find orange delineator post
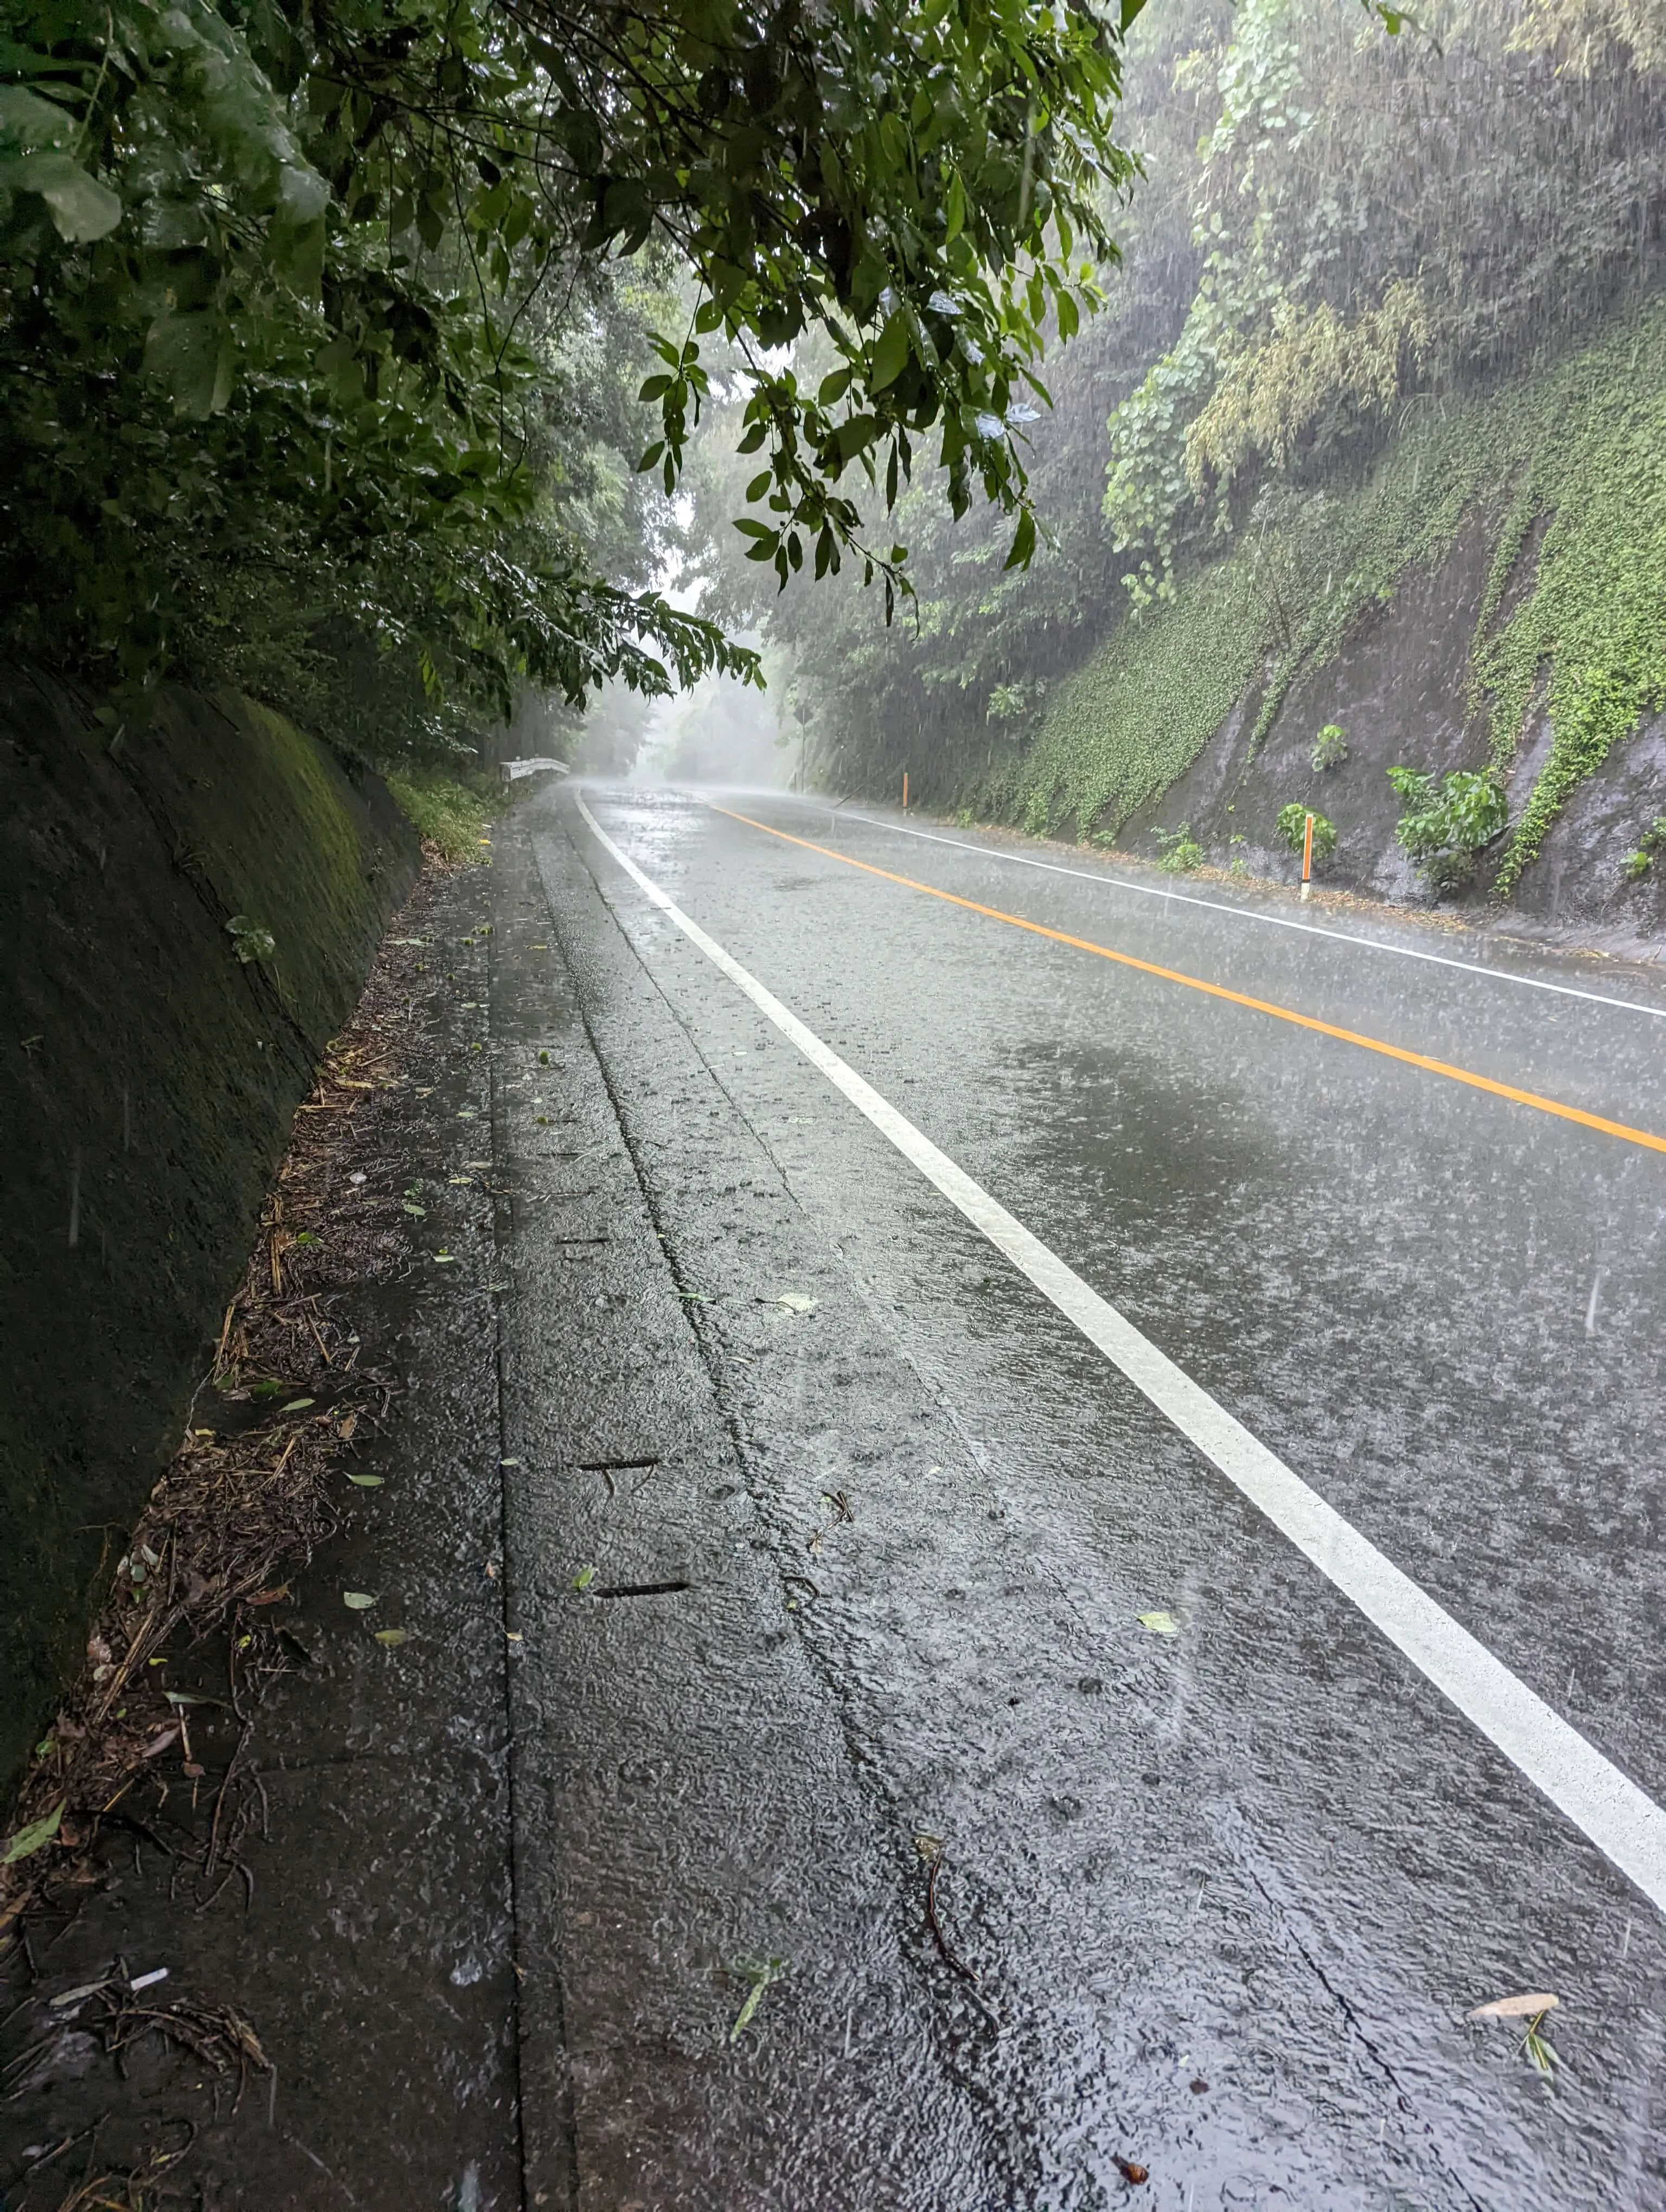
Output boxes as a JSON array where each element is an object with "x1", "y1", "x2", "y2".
[
  {"x1": 1301, "y1": 810, "x2": 1315, "y2": 901},
  {"x1": 902, "y1": 771, "x2": 909, "y2": 812}
]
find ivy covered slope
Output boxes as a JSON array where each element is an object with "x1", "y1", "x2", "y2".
[
  {"x1": 983, "y1": 293, "x2": 1666, "y2": 911},
  {"x1": 742, "y1": 0, "x2": 1666, "y2": 923}
]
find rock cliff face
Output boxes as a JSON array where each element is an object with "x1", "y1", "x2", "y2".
[
  {"x1": 1117, "y1": 520, "x2": 1666, "y2": 947},
  {"x1": 969, "y1": 298, "x2": 1666, "y2": 951},
  {"x1": 0, "y1": 673, "x2": 417, "y2": 1785}
]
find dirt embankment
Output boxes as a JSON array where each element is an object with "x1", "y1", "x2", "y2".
[{"x1": 0, "y1": 671, "x2": 417, "y2": 1789}]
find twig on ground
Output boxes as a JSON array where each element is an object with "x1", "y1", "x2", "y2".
[{"x1": 914, "y1": 1834, "x2": 981, "y2": 1984}]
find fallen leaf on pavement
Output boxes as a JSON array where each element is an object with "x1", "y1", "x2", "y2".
[
  {"x1": 374, "y1": 1629, "x2": 408, "y2": 1648},
  {"x1": 343, "y1": 1591, "x2": 377, "y2": 1610},
  {"x1": 347, "y1": 1473, "x2": 384, "y2": 1487},
  {"x1": 1138, "y1": 1611, "x2": 1180, "y2": 1636},
  {"x1": 775, "y1": 1292, "x2": 818, "y2": 1314},
  {"x1": 1468, "y1": 1992, "x2": 1559, "y2": 2020},
  {"x1": 729, "y1": 1955, "x2": 788, "y2": 2043}
]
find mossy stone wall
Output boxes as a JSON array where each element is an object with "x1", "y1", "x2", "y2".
[{"x1": 0, "y1": 671, "x2": 417, "y2": 1789}]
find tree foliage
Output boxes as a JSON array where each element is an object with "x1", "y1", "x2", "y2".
[{"x1": 0, "y1": 0, "x2": 1150, "y2": 755}]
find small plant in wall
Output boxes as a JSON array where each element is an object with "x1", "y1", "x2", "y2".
[
  {"x1": 226, "y1": 916, "x2": 276, "y2": 965},
  {"x1": 1619, "y1": 817, "x2": 1666, "y2": 881},
  {"x1": 1274, "y1": 804, "x2": 1337, "y2": 865},
  {"x1": 1387, "y1": 767, "x2": 1508, "y2": 890},
  {"x1": 1154, "y1": 824, "x2": 1203, "y2": 874},
  {"x1": 1310, "y1": 723, "x2": 1349, "y2": 771}
]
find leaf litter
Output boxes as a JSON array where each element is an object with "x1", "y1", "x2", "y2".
[
  {"x1": 1469, "y1": 1990, "x2": 1561, "y2": 2077},
  {"x1": 0, "y1": 858, "x2": 453, "y2": 1947}
]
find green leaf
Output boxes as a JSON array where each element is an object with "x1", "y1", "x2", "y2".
[
  {"x1": 1003, "y1": 507, "x2": 1037, "y2": 570},
  {"x1": 572, "y1": 1564, "x2": 597, "y2": 1590},
  {"x1": 143, "y1": 311, "x2": 234, "y2": 420},
  {"x1": 1137, "y1": 1610, "x2": 1180, "y2": 1637},
  {"x1": 3, "y1": 1799, "x2": 65, "y2": 1866},
  {"x1": 343, "y1": 1590, "x2": 377, "y2": 1609},
  {"x1": 17, "y1": 151, "x2": 121, "y2": 242},
  {"x1": 729, "y1": 1954, "x2": 787, "y2": 2043},
  {"x1": 0, "y1": 87, "x2": 73, "y2": 150},
  {"x1": 870, "y1": 312, "x2": 913, "y2": 393},
  {"x1": 945, "y1": 170, "x2": 967, "y2": 243},
  {"x1": 347, "y1": 1472, "x2": 385, "y2": 1487}
]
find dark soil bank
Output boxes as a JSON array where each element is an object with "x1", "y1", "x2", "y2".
[{"x1": 0, "y1": 672, "x2": 416, "y2": 1787}]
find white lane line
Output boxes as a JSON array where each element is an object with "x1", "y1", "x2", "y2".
[
  {"x1": 784, "y1": 801, "x2": 1666, "y2": 1023},
  {"x1": 574, "y1": 788, "x2": 1666, "y2": 1917}
]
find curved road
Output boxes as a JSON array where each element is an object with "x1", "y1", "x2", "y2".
[{"x1": 495, "y1": 779, "x2": 1666, "y2": 2212}]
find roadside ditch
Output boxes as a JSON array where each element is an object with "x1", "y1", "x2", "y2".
[{"x1": 0, "y1": 851, "x2": 520, "y2": 2210}]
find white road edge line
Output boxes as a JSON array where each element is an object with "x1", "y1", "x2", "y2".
[
  {"x1": 793, "y1": 800, "x2": 1666, "y2": 1023},
  {"x1": 575, "y1": 788, "x2": 1666, "y2": 1917}
]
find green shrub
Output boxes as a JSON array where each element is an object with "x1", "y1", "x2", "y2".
[
  {"x1": 1387, "y1": 767, "x2": 1508, "y2": 887},
  {"x1": 385, "y1": 770, "x2": 499, "y2": 864},
  {"x1": 1311, "y1": 723, "x2": 1349, "y2": 770},
  {"x1": 1620, "y1": 815, "x2": 1666, "y2": 880},
  {"x1": 1274, "y1": 803, "x2": 1337, "y2": 863},
  {"x1": 1154, "y1": 824, "x2": 1203, "y2": 873}
]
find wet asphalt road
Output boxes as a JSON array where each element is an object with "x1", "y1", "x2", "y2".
[{"x1": 497, "y1": 779, "x2": 1666, "y2": 2211}]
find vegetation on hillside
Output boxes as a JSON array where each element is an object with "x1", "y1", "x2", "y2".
[
  {"x1": 701, "y1": 0, "x2": 1665, "y2": 889},
  {"x1": 963, "y1": 298, "x2": 1666, "y2": 885}
]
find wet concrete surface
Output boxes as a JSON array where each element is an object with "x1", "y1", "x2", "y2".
[
  {"x1": 7, "y1": 780, "x2": 1662, "y2": 2208},
  {"x1": 509, "y1": 781, "x2": 1665, "y2": 2209},
  {"x1": 1, "y1": 865, "x2": 517, "y2": 2209}
]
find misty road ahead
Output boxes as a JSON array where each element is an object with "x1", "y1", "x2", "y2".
[{"x1": 492, "y1": 778, "x2": 1666, "y2": 2211}]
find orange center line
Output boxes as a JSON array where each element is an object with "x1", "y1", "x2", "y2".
[{"x1": 705, "y1": 802, "x2": 1666, "y2": 1159}]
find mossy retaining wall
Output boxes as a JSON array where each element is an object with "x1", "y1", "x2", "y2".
[{"x1": 0, "y1": 671, "x2": 418, "y2": 1790}]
